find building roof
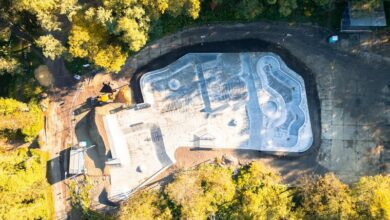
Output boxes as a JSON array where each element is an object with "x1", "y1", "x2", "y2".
[
  {"x1": 68, "y1": 147, "x2": 85, "y2": 175},
  {"x1": 341, "y1": 0, "x2": 387, "y2": 32}
]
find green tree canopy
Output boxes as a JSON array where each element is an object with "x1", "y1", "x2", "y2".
[
  {"x1": 1, "y1": 0, "x2": 341, "y2": 75},
  {"x1": 234, "y1": 0, "x2": 300, "y2": 19}
]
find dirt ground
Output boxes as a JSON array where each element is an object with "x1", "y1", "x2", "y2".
[{"x1": 45, "y1": 73, "x2": 128, "y2": 218}]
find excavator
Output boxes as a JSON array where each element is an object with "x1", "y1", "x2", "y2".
[{"x1": 73, "y1": 82, "x2": 127, "y2": 115}]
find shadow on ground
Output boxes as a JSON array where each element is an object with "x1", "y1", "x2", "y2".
[
  {"x1": 47, "y1": 148, "x2": 71, "y2": 185},
  {"x1": 232, "y1": 149, "x2": 328, "y2": 182},
  {"x1": 75, "y1": 111, "x2": 106, "y2": 172}
]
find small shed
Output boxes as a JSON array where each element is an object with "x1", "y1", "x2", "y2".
[
  {"x1": 68, "y1": 147, "x2": 85, "y2": 175},
  {"x1": 341, "y1": 0, "x2": 387, "y2": 32}
]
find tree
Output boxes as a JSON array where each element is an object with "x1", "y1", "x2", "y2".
[
  {"x1": 234, "y1": 0, "x2": 298, "y2": 19},
  {"x1": 313, "y1": 0, "x2": 336, "y2": 10},
  {"x1": 0, "y1": 0, "x2": 79, "y2": 75},
  {"x1": 0, "y1": 57, "x2": 20, "y2": 75},
  {"x1": 69, "y1": 177, "x2": 93, "y2": 213},
  {"x1": 235, "y1": 0, "x2": 265, "y2": 19},
  {"x1": 352, "y1": 175, "x2": 390, "y2": 219},
  {"x1": 0, "y1": 147, "x2": 52, "y2": 219},
  {"x1": 115, "y1": 15, "x2": 148, "y2": 52},
  {"x1": 12, "y1": 0, "x2": 79, "y2": 31},
  {"x1": 226, "y1": 162, "x2": 296, "y2": 219},
  {"x1": 297, "y1": 173, "x2": 356, "y2": 219},
  {"x1": 0, "y1": 98, "x2": 44, "y2": 142},
  {"x1": 68, "y1": 15, "x2": 127, "y2": 72},
  {"x1": 278, "y1": 0, "x2": 298, "y2": 16},
  {"x1": 2, "y1": 0, "x2": 205, "y2": 74},
  {"x1": 92, "y1": 45, "x2": 127, "y2": 73},
  {"x1": 35, "y1": 34, "x2": 65, "y2": 60},
  {"x1": 68, "y1": 177, "x2": 111, "y2": 219},
  {"x1": 164, "y1": 0, "x2": 201, "y2": 19},
  {"x1": 118, "y1": 161, "x2": 390, "y2": 219},
  {"x1": 119, "y1": 190, "x2": 172, "y2": 220},
  {"x1": 165, "y1": 164, "x2": 235, "y2": 219},
  {"x1": 0, "y1": 31, "x2": 22, "y2": 75}
]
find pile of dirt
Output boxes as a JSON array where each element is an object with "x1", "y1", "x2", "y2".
[{"x1": 115, "y1": 86, "x2": 133, "y2": 105}]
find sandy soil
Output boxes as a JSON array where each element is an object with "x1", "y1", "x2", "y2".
[{"x1": 46, "y1": 73, "x2": 129, "y2": 218}]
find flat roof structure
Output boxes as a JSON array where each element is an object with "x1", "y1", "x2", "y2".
[
  {"x1": 341, "y1": 0, "x2": 387, "y2": 32},
  {"x1": 68, "y1": 147, "x2": 85, "y2": 175},
  {"x1": 102, "y1": 53, "x2": 313, "y2": 200}
]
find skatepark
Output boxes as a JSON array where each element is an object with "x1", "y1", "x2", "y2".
[{"x1": 101, "y1": 52, "x2": 314, "y2": 199}]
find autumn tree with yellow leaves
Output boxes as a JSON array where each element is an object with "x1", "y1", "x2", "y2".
[
  {"x1": 1, "y1": 0, "x2": 340, "y2": 74},
  {"x1": 297, "y1": 173, "x2": 356, "y2": 219},
  {"x1": 119, "y1": 190, "x2": 172, "y2": 220},
  {"x1": 228, "y1": 162, "x2": 296, "y2": 219},
  {"x1": 0, "y1": 98, "x2": 44, "y2": 142},
  {"x1": 0, "y1": 148, "x2": 53, "y2": 219},
  {"x1": 165, "y1": 164, "x2": 236, "y2": 219},
  {"x1": 119, "y1": 161, "x2": 390, "y2": 220},
  {"x1": 67, "y1": 0, "x2": 202, "y2": 72},
  {"x1": 352, "y1": 175, "x2": 390, "y2": 219}
]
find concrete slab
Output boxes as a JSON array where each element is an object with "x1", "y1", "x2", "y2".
[
  {"x1": 343, "y1": 125, "x2": 357, "y2": 140},
  {"x1": 330, "y1": 125, "x2": 344, "y2": 140},
  {"x1": 102, "y1": 53, "x2": 314, "y2": 199},
  {"x1": 332, "y1": 107, "x2": 344, "y2": 125},
  {"x1": 321, "y1": 123, "x2": 333, "y2": 140},
  {"x1": 140, "y1": 53, "x2": 313, "y2": 152}
]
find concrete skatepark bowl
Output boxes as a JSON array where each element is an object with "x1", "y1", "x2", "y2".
[{"x1": 102, "y1": 52, "x2": 314, "y2": 200}]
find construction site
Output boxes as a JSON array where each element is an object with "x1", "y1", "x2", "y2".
[
  {"x1": 46, "y1": 35, "x2": 389, "y2": 216},
  {"x1": 92, "y1": 53, "x2": 314, "y2": 200}
]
